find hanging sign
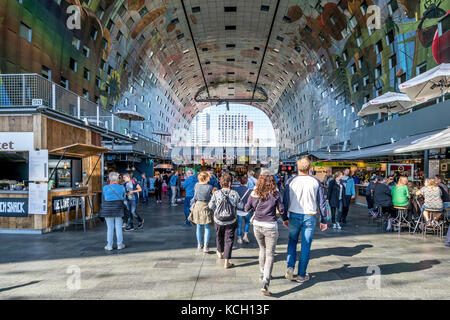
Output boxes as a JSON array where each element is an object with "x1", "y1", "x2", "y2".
[{"x1": 0, "y1": 132, "x2": 34, "y2": 151}]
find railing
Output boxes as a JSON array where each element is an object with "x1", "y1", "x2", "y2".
[{"x1": 0, "y1": 74, "x2": 168, "y2": 157}]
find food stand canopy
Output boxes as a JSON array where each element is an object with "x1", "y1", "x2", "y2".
[
  {"x1": 399, "y1": 63, "x2": 450, "y2": 103},
  {"x1": 332, "y1": 129, "x2": 446, "y2": 160},
  {"x1": 394, "y1": 127, "x2": 450, "y2": 153},
  {"x1": 357, "y1": 92, "x2": 413, "y2": 116},
  {"x1": 49, "y1": 143, "x2": 110, "y2": 157}
]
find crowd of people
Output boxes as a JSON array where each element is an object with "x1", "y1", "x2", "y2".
[{"x1": 98, "y1": 159, "x2": 450, "y2": 296}]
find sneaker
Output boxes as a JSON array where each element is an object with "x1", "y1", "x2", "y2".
[
  {"x1": 332, "y1": 223, "x2": 337, "y2": 229},
  {"x1": 137, "y1": 219, "x2": 144, "y2": 229},
  {"x1": 104, "y1": 245, "x2": 113, "y2": 251},
  {"x1": 122, "y1": 223, "x2": 127, "y2": 229},
  {"x1": 336, "y1": 222, "x2": 342, "y2": 230},
  {"x1": 296, "y1": 273, "x2": 310, "y2": 284},
  {"x1": 243, "y1": 234, "x2": 250, "y2": 243},
  {"x1": 237, "y1": 237, "x2": 243, "y2": 244},
  {"x1": 261, "y1": 281, "x2": 271, "y2": 296},
  {"x1": 197, "y1": 243, "x2": 203, "y2": 251},
  {"x1": 203, "y1": 245, "x2": 209, "y2": 253},
  {"x1": 171, "y1": 203, "x2": 178, "y2": 207},
  {"x1": 285, "y1": 267, "x2": 295, "y2": 281},
  {"x1": 124, "y1": 226, "x2": 134, "y2": 232},
  {"x1": 117, "y1": 244, "x2": 126, "y2": 250}
]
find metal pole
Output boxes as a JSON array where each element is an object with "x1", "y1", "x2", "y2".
[
  {"x1": 22, "y1": 74, "x2": 26, "y2": 105},
  {"x1": 96, "y1": 105, "x2": 100, "y2": 126},
  {"x1": 77, "y1": 96, "x2": 81, "y2": 119},
  {"x1": 424, "y1": 149, "x2": 429, "y2": 179},
  {"x1": 52, "y1": 83, "x2": 56, "y2": 110},
  {"x1": 111, "y1": 114, "x2": 114, "y2": 131}
]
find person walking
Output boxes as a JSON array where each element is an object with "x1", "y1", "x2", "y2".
[
  {"x1": 245, "y1": 170, "x2": 285, "y2": 296},
  {"x1": 154, "y1": 173, "x2": 163, "y2": 204},
  {"x1": 282, "y1": 157, "x2": 328, "y2": 284},
  {"x1": 190, "y1": 172, "x2": 214, "y2": 253},
  {"x1": 140, "y1": 172, "x2": 149, "y2": 204},
  {"x1": 170, "y1": 171, "x2": 179, "y2": 206},
  {"x1": 99, "y1": 172, "x2": 126, "y2": 250},
  {"x1": 123, "y1": 173, "x2": 144, "y2": 231},
  {"x1": 182, "y1": 170, "x2": 197, "y2": 227},
  {"x1": 327, "y1": 171, "x2": 348, "y2": 230},
  {"x1": 247, "y1": 170, "x2": 258, "y2": 190},
  {"x1": 208, "y1": 173, "x2": 243, "y2": 269},
  {"x1": 232, "y1": 175, "x2": 252, "y2": 244},
  {"x1": 340, "y1": 168, "x2": 355, "y2": 224}
]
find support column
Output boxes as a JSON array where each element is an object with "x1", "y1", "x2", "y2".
[{"x1": 424, "y1": 149, "x2": 429, "y2": 179}]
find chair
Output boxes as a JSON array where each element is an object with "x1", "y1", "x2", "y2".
[
  {"x1": 393, "y1": 206, "x2": 412, "y2": 234},
  {"x1": 422, "y1": 208, "x2": 445, "y2": 238}
]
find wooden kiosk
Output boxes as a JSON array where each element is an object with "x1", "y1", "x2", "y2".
[{"x1": 0, "y1": 113, "x2": 109, "y2": 234}]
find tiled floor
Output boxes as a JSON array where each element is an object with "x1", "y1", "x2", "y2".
[{"x1": 0, "y1": 197, "x2": 448, "y2": 300}]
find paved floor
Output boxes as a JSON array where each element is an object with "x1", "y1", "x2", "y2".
[{"x1": 0, "y1": 196, "x2": 448, "y2": 300}]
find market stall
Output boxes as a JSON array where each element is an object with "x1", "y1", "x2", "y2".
[{"x1": 0, "y1": 114, "x2": 108, "y2": 234}]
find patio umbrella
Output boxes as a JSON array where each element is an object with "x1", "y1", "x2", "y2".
[
  {"x1": 114, "y1": 110, "x2": 145, "y2": 132},
  {"x1": 357, "y1": 92, "x2": 414, "y2": 117},
  {"x1": 399, "y1": 63, "x2": 450, "y2": 103}
]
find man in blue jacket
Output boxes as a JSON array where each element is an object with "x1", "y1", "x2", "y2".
[
  {"x1": 341, "y1": 168, "x2": 355, "y2": 224},
  {"x1": 169, "y1": 171, "x2": 179, "y2": 206},
  {"x1": 182, "y1": 170, "x2": 197, "y2": 227},
  {"x1": 207, "y1": 169, "x2": 220, "y2": 189}
]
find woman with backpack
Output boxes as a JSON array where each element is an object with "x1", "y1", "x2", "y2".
[
  {"x1": 244, "y1": 170, "x2": 284, "y2": 296},
  {"x1": 208, "y1": 173, "x2": 243, "y2": 269}
]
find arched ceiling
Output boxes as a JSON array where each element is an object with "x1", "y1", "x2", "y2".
[{"x1": 95, "y1": 0, "x2": 331, "y2": 133}]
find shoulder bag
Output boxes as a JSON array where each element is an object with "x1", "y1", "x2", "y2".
[
  {"x1": 107, "y1": 185, "x2": 128, "y2": 210},
  {"x1": 236, "y1": 188, "x2": 251, "y2": 217}
]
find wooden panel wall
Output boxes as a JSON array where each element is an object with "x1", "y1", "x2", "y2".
[
  {"x1": 0, "y1": 115, "x2": 33, "y2": 132},
  {"x1": 46, "y1": 118, "x2": 88, "y2": 151}
]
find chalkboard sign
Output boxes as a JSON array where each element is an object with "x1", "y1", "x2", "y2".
[
  {"x1": 52, "y1": 197, "x2": 78, "y2": 214},
  {"x1": 0, "y1": 198, "x2": 28, "y2": 217}
]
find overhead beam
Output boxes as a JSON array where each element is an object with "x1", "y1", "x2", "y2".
[{"x1": 181, "y1": 0, "x2": 210, "y2": 99}]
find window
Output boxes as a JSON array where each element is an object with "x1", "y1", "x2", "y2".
[
  {"x1": 389, "y1": 54, "x2": 396, "y2": 69},
  {"x1": 353, "y1": 83, "x2": 359, "y2": 92},
  {"x1": 102, "y1": 38, "x2": 108, "y2": 50},
  {"x1": 375, "y1": 65, "x2": 382, "y2": 78},
  {"x1": 41, "y1": 65, "x2": 51, "y2": 80},
  {"x1": 397, "y1": 72, "x2": 406, "y2": 84},
  {"x1": 192, "y1": 6, "x2": 201, "y2": 13},
  {"x1": 375, "y1": 40, "x2": 383, "y2": 54},
  {"x1": 60, "y1": 76, "x2": 69, "y2": 89},
  {"x1": 261, "y1": 5, "x2": 270, "y2": 11},
  {"x1": 83, "y1": 68, "x2": 90, "y2": 81},
  {"x1": 96, "y1": 6, "x2": 104, "y2": 20},
  {"x1": 355, "y1": 119, "x2": 359, "y2": 128},
  {"x1": 116, "y1": 30, "x2": 123, "y2": 42},
  {"x1": 358, "y1": 56, "x2": 363, "y2": 69},
  {"x1": 69, "y1": 58, "x2": 77, "y2": 72},
  {"x1": 363, "y1": 75, "x2": 370, "y2": 86},
  {"x1": 416, "y1": 62, "x2": 427, "y2": 75},
  {"x1": 106, "y1": 19, "x2": 114, "y2": 30},
  {"x1": 342, "y1": 109, "x2": 346, "y2": 117},
  {"x1": 82, "y1": 89, "x2": 89, "y2": 100},
  {"x1": 90, "y1": 27, "x2": 98, "y2": 40},
  {"x1": 19, "y1": 22, "x2": 32, "y2": 43},
  {"x1": 95, "y1": 77, "x2": 101, "y2": 88},
  {"x1": 139, "y1": 6, "x2": 149, "y2": 17},
  {"x1": 126, "y1": 17, "x2": 134, "y2": 29},
  {"x1": 225, "y1": 25, "x2": 236, "y2": 30},
  {"x1": 82, "y1": 45, "x2": 90, "y2": 58},
  {"x1": 124, "y1": 98, "x2": 129, "y2": 107},
  {"x1": 118, "y1": 5, "x2": 126, "y2": 17},
  {"x1": 224, "y1": 6, "x2": 236, "y2": 12},
  {"x1": 351, "y1": 64, "x2": 356, "y2": 74},
  {"x1": 72, "y1": 36, "x2": 80, "y2": 50},
  {"x1": 386, "y1": 29, "x2": 395, "y2": 45},
  {"x1": 388, "y1": 0, "x2": 398, "y2": 15}
]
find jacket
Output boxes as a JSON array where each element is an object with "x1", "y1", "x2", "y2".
[
  {"x1": 208, "y1": 188, "x2": 242, "y2": 225},
  {"x1": 373, "y1": 182, "x2": 393, "y2": 207},
  {"x1": 327, "y1": 179, "x2": 349, "y2": 208},
  {"x1": 245, "y1": 190, "x2": 284, "y2": 223},
  {"x1": 282, "y1": 175, "x2": 327, "y2": 224},
  {"x1": 342, "y1": 176, "x2": 356, "y2": 197},
  {"x1": 182, "y1": 174, "x2": 198, "y2": 198}
]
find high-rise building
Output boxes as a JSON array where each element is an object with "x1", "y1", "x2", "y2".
[
  {"x1": 248, "y1": 121, "x2": 254, "y2": 145},
  {"x1": 218, "y1": 113, "x2": 249, "y2": 146},
  {"x1": 190, "y1": 109, "x2": 210, "y2": 145}
]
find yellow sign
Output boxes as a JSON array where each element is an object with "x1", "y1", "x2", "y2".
[{"x1": 312, "y1": 162, "x2": 382, "y2": 168}]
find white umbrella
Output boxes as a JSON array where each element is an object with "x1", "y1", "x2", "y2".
[
  {"x1": 358, "y1": 92, "x2": 413, "y2": 117},
  {"x1": 394, "y1": 127, "x2": 450, "y2": 154},
  {"x1": 399, "y1": 63, "x2": 450, "y2": 103}
]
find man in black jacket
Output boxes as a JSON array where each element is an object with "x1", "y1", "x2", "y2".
[{"x1": 373, "y1": 177, "x2": 395, "y2": 231}]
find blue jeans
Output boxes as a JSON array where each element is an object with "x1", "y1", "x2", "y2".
[
  {"x1": 142, "y1": 189, "x2": 148, "y2": 202},
  {"x1": 184, "y1": 196, "x2": 193, "y2": 225},
  {"x1": 287, "y1": 212, "x2": 317, "y2": 277},
  {"x1": 126, "y1": 199, "x2": 142, "y2": 228},
  {"x1": 196, "y1": 224, "x2": 211, "y2": 245},
  {"x1": 105, "y1": 217, "x2": 123, "y2": 248},
  {"x1": 237, "y1": 211, "x2": 252, "y2": 237}
]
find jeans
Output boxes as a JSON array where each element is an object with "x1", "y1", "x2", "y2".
[
  {"x1": 443, "y1": 202, "x2": 450, "y2": 209},
  {"x1": 142, "y1": 189, "x2": 148, "y2": 202},
  {"x1": 330, "y1": 201, "x2": 343, "y2": 224},
  {"x1": 196, "y1": 224, "x2": 211, "y2": 245},
  {"x1": 287, "y1": 213, "x2": 317, "y2": 277},
  {"x1": 171, "y1": 186, "x2": 177, "y2": 204},
  {"x1": 341, "y1": 195, "x2": 352, "y2": 223},
  {"x1": 237, "y1": 211, "x2": 252, "y2": 237},
  {"x1": 215, "y1": 223, "x2": 237, "y2": 259},
  {"x1": 184, "y1": 196, "x2": 193, "y2": 225},
  {"x1": 126, "y1": 199, "x2": 142, "y2": 228},
  {"x1": 105, "y1": 217, "x2": 123, "y2": 248},
  {"x1": 254, "y1": 225, "x2": 278, "y2": 285}
]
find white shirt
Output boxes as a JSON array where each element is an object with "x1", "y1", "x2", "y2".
[{"x1": 288, "y1": 175, "x2": 321, "y2": 215}]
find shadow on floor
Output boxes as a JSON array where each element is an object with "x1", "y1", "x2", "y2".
[
  {"x1": 0, "y1": 280, "x2": 41, "y2": 293},
  {"x1": 270, "y1": 259, "x2": 441, "y2": 298}
]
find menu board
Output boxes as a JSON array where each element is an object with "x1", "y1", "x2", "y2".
[
  {"x1": 429, "y1": 159, "x2": 440, "y2": 178},
  {"x1": 28, "y1": 183, "x2": 48, "y2": 215},
  {"x1": 29, "y1": 150, "x2": 48, "y2": 181}
]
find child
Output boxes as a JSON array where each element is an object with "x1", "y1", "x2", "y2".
[{"x1": 162, "y1": 181, "x2": 168, "y2": 196}]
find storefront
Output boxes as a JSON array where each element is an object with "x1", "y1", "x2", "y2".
[{"x1": 0, "y1": 114, "x2": 108, "y2": 234}]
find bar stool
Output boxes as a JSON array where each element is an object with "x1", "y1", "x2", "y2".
[
  {"x1": 393, "y1": 206, "x2": 411, "y2": 234},
  {"x1": 422, "y1": 209, "x2": 444, "y2": 238}
]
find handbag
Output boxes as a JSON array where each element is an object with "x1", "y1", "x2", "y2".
[{"x1": 236, "y1": 189, "x2": 251, "y2": 217}]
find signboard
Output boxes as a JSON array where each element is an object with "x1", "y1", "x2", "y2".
[
  {"x1": 312, "y1": 161, "x2": 382, "y2": 168},
  {"x1": 429, "y1": 159, "x2": 440, "y2": 178},
  {"x1": 0, "y1": 132, "x2": 34, "y2": 151},
  {"x1": 28, "y1": 183, "x2": 48, "y2": 215},
  {"x1": 0, "y1": 198, "x2": 28, "y2": 217},
  {"x1": 29, "y1": 149, "x2": 48, "y2": 181},
  {"x1": 32, "y1": 99, "x2": 43, "y2": 106},
  {"x1": 52, "y1": 197, "x2": 78, "y2": 214},
  {"x1": 388, "y1": 163, "x2": 414, "y2": 180}
]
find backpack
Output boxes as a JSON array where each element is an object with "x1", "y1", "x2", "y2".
[{"x1": 215, "y1": 190, "x2": 236, "y2": 223}]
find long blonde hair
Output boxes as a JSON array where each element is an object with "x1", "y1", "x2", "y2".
[{"x1": 425, "y1": 178, "x2": 437, "y2": 188}]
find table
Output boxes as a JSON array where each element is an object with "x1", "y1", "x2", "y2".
[{"x1": 63, "y1": 193, "x2": 98, "y2": 232}]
